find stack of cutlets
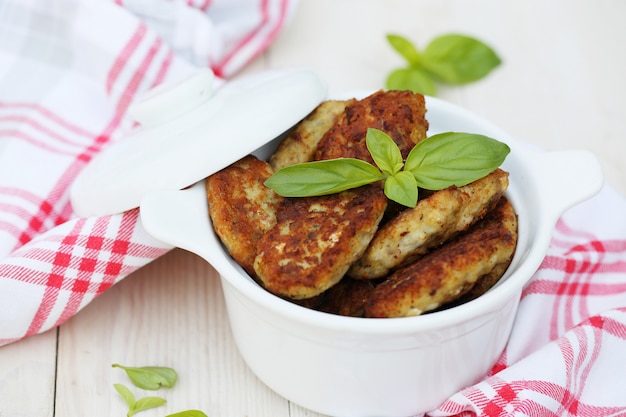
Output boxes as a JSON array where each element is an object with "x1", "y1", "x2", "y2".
[{"x1": 207, "y1": 90, "x2": 517, "y2": 318}]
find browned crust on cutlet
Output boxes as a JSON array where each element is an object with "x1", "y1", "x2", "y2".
[
  {"x1": 269, "y1": 99, "x2": 356, "y2": 171},
  {"x1": 253, "y1": 184, "x2": 388, "y2": 300},
  {"x1": 440, "y1": 258, "x2": 512, "y2": 310},
  {"x1": 206, "y1": 155, "x2": 283, "y2": 277},
  {"x1": 364, "y1": 196, "x2": 518, "y2": 318},
  {"x1": 314, "y1": 90, "x2": 428, "y2": 163},
  {"x1": 313, "y1": 277, "x2": 378, "y2": 317},
  {"x1": 349, "y1": 169, "x2": 509, "y2": 279}
]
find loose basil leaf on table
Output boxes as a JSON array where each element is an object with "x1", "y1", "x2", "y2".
[
  {"x1": 166, "y1": 411, "x2": 209, "y2": 417},
  {"x1": 112, "y1": 364, "x2": 178, "y2": 390},
  {"x1": 130, "y1": 396, "x2": 168, "y2": 416},
  {"x1": 113, "y1": 383, "x2": 136, "y2": 409},
  {"x1": 386, "y1": 67, "x2": 437, "y2": 96},
  {"x1": 421, "y1": 34, "x2": 502, "y2": 84},
  {"x1": 385, "y1": 32, "x2": 501, "y2": 95},
  {"x1": 386, "y1": 33, "x2": 421, "y2": 65},
  {"x1": 113, "y1": 383, "x2": 167, "y2": 417}
]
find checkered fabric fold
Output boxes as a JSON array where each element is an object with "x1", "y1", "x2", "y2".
[
  {"x1": 0, "y1": 0, "x2": 297, "y2": 345},
  {"x1": 427, "y1": 185, "x2": 626, "y2": 416}
]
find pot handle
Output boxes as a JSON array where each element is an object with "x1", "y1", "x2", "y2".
[
  {"x1": 140, "y1": 181, "x2": 217, "y2": 263},
  {"x1": 525, "y1": 148, "x2": 604, "y2": 223}
]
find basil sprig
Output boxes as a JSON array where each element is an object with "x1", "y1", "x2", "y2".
[
  {"x1": 262, "y1": 158, "x2": 384, "y2": 197},
  {"x1": 386, "y1": 33, "x2": 501, "y2": 95},
  {"x1": 264, "y1": 128, "x2": 510, "y2": 208}
]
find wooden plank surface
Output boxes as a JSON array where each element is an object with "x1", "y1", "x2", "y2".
[
  {"x1": 0, "y1": 330, "x2": 56, "y2": 417},
  {"x1": 0, "y1": 1, "x2": 625, "y2": 416},
  {"x1": 55, "y1": 249, "x2": 293, "y2": 417}
]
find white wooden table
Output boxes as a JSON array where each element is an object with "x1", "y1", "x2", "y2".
[{"x1": 1, "y1": 1, "x2": 625, "y2": 416}]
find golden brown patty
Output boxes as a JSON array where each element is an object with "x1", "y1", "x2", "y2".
[
  {"x1": 314, "y1": 90, "x2": 428, "y2": 163},
  {"x1": 253, "y1": 184, "x2": 388, "y2": 299},
  {"x1": 206, "y1": 155, "x2": 283, "y2": 277},
  {"x1": 348, "y1": 169, "x2": 509, "y2": 279},
  {"x1": 269, "y1": 99, "x2": 355, "y2": 171},
  {"x1": 364, "y1": 196, "x2": 518, "y2": 318}
]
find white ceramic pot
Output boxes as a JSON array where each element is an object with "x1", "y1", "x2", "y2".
[{"x1": 139, "y1": 93, "x2": 603, "y2": 417}]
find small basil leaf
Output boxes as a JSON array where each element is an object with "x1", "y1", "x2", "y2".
[
  {"x1": 113, "y1": 383, "x2": 136, "y2": 409},
  {"x1": 422, "y1": 34, "x2": 501, "y2": 84},
  {"x1": 384, "y1": 171, "x2": 418, "y2": 208},
  {"x1": 385, "y1": 67, "x2": 437, "y2": 96},
  {"x1": 405, "y1": 132, "x2": 510, "y2": 189},
  {"x1": 112, "y1": 364, "x2": 178, "y2": 390},
  {"x1": 264, "y1": 158, "x2": 383, "y2": 197},
  {"x1": 366, "y1": 128, "x2": 404, "y2": 175},
  {"x1": 166, "y1": 411, "x2": 209, "y2": 417},
  {"x1": 386, "y1": 34, "x2": 421, "y2": 65},
  {"x1": 129, "y1": 396, "x2": 167, "y2": 416}
]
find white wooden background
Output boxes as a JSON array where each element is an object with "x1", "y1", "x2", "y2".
[{"x1": 1, "y1": 1, "x2": 625, "y2": 416}]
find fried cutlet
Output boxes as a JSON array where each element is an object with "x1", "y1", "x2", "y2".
[
  {"x1": 314, "y1": 90, "x2": 428, "y2": 163},
  {"x1": 206, "y1": 155, "x2": 283, "y2": 277},
  {"x1": 363, "y1": 196, "x2": 518, "y2": 318},
  {"x1": 348, "y1": 169, "x2": 509, "y2": 279},
  {"x1": 269, "y1": 99, "x2": 356, "y2": 171},
  {"x1": 253, "y1": 184, "x2": 387, "y2": 299}
]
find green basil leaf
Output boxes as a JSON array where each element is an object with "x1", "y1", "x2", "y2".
[
  {"x1": 405, "y1": 132, "x2": 510, "y2": 189},
  {"x1": 264, "y1": 158, "x2": 383, "y2": 197},
  {"x1": 113, "y1": 383, "x2": 136, "y2": 409},
  {"x1": 422, "y1": 34, "x2": 501, "y2": 84},
  {"x1": 129, "y1": 396, "x2": 167, "y2": 416},
  {"x1": 385, "y1": 66, "x2": 437, "y2": 96},
  {"x1": 384, "y1": 171, "x2": 418, "y2": 208},
  {"x1": 166, "y1": 411, "x2": 209, "y2": 417},
  {"x1": 386, "y1": 34, "x2": 421, "y2": 65},
  {"x1": 112, "y1": 364, "x2": 178, "y2": 390},
  {"x1": 366, "y1": 128, "x2": 404, "y2": 175}
]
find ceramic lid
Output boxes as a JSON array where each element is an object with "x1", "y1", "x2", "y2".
[{"x1": 70, "y1": 68, "x2": 327, "y2": 217}]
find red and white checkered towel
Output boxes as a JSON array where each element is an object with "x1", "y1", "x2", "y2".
[
  {"x1": 0, "y1": 0, "x2": 297, "y2": 345},
  {"x1": 2, "y1": 1, "x2": 626, "y2": 416},
  {"x1": 427, "y1": 184, "x2": 626, "y2": 416}
]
